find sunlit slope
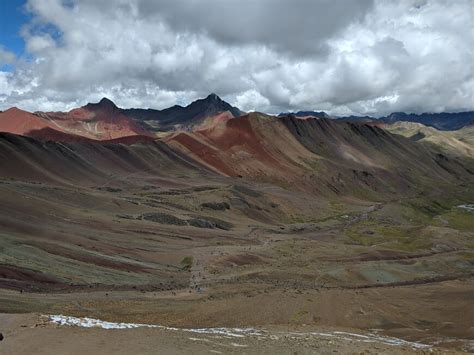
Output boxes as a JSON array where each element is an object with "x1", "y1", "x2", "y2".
[{"x1": 385, "y1": 121, "x2": 474, "y2": 159}]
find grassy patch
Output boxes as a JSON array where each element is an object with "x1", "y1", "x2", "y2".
[
  {"x1": 345, "y1": 221, "x2": 431, "y2": 251},
  {"x1": 180, "y1": 256, "x2": 194, "y2": 271},
  {"x1": 459, "y1": 252, "x2": 474, "y2": 260},
  {"x1": 439, "y1": 210, "x2": 474, "y2": 232},
  {"x1": 344, "y1": 220, "x2": 380, "y2": 246},
  {"x1": 376, "y1": 225, "x2": 432, "y2": 252},
  {"x1": 291, "y1": 309, "x2": 309, "y2": 322}
]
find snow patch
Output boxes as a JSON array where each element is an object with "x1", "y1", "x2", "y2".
[
  {"x1": 47, "y1": 315, "x2": 262, "y2": 338},
  {"x1": 46, "y1": 314, "x2": 430, "y2": 349}
]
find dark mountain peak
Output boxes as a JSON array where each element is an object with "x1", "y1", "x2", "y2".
[
  {"x1": 85, "y1": 97, "x2": 118, "y2": 111},
  {"x1": 197, "y1": 93, "x2": 226, "y2": 107},
  {"x1": 188, "y1": 93, "x2": 243, "y2": 117},
  {"x1": 99, "y1": 97, "x2": 115, "y2": 106},
  {"x1": 121, "y1": 93, "x2": 244, "y2": 131},
  {"x1": 206, "y1": 93, "x2": 220, "y2": 101}
]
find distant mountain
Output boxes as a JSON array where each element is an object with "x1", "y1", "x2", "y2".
[
  {"x1": 37, "y1": 97, "x2": 152, "y2": 141},
  {"x1": 82, "y1": 97, "x2": 119, "y2": 112},
  {"x1": 122, "y1": 93, "x2": 244, "y2": 131},
  {"x1": 0, "y1": 98, "x2": 152, "y2": 142},
  {"x1": 278, "y1": 111, "x2": 332, "y2": 119},
  {"x1": 384, "y1": 121, "x2": 474, "y2": 159},
  {"x1": 0, "y1": 94, "x2": 244, "y2": 139},
  {"x1": 381, "y1": 111, "x2": 474, "y2": 130},
  {"x1": 279, "y1": 110, "x2": 474, "y2": 130}
]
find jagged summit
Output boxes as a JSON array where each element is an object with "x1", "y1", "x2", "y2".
[
  {"x1": 202, "y1": 93, "x2": 229, "y2": 105},
  {"x1": 187, "y1": 93, "x2": 242, "y2": 117},
  {"x1": 122, "y1": 93, "x2": 244, "y2": 131}
]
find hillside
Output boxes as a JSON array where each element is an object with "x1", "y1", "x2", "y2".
[
  {"x1": 0, "y1": 98, "x2": 153, "y2": 142},
  {"x1": 35, "y1": 98, "x2": 152, "y2": 140},
  {"x1": 167, "y1": 113, "x2": 473, "y2": 198},
  {"x1": 385, "y1": 121, "x2": 474, "y2": 159},
  {"x1": 280, "y1": 110, "x2": 474, "y2": 130}
]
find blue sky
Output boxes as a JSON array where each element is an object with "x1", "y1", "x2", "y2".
[{"x1": 0, "y1": 0, "x2": 29, "y2": 69}]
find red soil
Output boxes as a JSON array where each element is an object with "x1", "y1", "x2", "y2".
[
  {"x1": 171, "y1": 132, "x2": 235, "y2": 175},
  {"x1": 0, "y1": 108, "x2": 57, "y2": 135},
  {"x1": 39, "y1": 104, "x2": 151, "y2": 140},
  {"x1": 168, "y1": 114, "x2": 293, "y2": 177},
  {"x1": 0, "y1": 101, "x2": 153, "y2": 143}
]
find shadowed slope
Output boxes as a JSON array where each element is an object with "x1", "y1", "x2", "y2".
[
  {"x1": 167, "y1": 113, "x2": 474, "y2": 197},
  {"x1": 0, "y1": 132, "x2": 208, "y2": 185}
]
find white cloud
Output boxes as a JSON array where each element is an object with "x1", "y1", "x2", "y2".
[
  {"x1": 0, "y1": 47, "x2": 17, "y2": 66},
  {"x1": 0, "y1": 0, "x2": 472, "y2": 115},
  {"x1": 24, "y1": 34, "x2": 55, "y2": 53},
  {"x1": 234, "y1": 90, "x2": 271, "y2": 112}
]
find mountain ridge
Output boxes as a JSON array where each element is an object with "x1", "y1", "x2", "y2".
[
  {"x1": 1, "y1": 94, "x2": 473, "y2": 146},
  {"x1": 122, "y1": 93, "x2": 244, "y2": 131},
  {"x1": 279, "y1": 110, "x2": 474, "y2": 130}
]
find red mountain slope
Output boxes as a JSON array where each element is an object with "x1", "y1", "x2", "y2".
[
  {"x1": 0, "y1": 98, "x2": 153, "y2": 143},
  {"x1": 0, "y1": 107, "x2": 58, "y2": 135},
  {"x1": 36, "y1": 98, "x2": 152, "y2": 141}
]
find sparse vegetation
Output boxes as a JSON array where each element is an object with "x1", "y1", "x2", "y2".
[
  {"x1": 200, "y1": 202, "x2": 230, "y2": 210},
  {"x1": 180, "y1": 256, "x2": 194, "y2": 271}
]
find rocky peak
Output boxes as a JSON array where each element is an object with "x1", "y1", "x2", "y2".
[
  {"x1": 84, "y1": 97, "x2": 119, "y2": 111},
  {"x1": 193, "y1": 93, "x2": 242, "y2": 117}
]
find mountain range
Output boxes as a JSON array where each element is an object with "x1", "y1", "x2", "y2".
[
  {"x1": 0, "y1": 95, "x2": 472, "y2": 192},
  {"x1": 1, "y1": 93, "x2": 472, "y2": 145},
  {"x1": 282, "y1": 110, "x2": 474, "y2": 131},
  {"x1": 1, "y1": 93, "x2": 474, "y2": 350}
]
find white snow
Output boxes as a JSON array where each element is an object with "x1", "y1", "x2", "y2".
[
  {"x1": 47, "y1": 315, "x2": 262, "y2": 338},
  {"x1": 457, "y1": 204, "x2": 474, "y2": 211},
  {"x1": 46, "y1": 314, "x2": 430, "y2": 349}
]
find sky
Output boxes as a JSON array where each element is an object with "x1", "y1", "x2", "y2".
[{"x1": 0, "y1": 0, "x2": 472, "y2": 115}]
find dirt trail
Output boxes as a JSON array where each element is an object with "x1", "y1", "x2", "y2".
[{"x1": 189, "y1": 247, "x2": 209, "y2": 294}]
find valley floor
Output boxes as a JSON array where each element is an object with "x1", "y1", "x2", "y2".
[{"x1": 0, "y1": 163, "x2": 473, "y2": 353}]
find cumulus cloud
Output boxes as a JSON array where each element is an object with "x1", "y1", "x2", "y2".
[
  {"x1": 0, "y1": 46, "x2": 17, "y2": 66},
  {"x1": 0, "y1": 0, "x2": 472, "y2": 115},
  {"x1": 135, "y1": 0, "x2": 373, "y2": 56}
]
